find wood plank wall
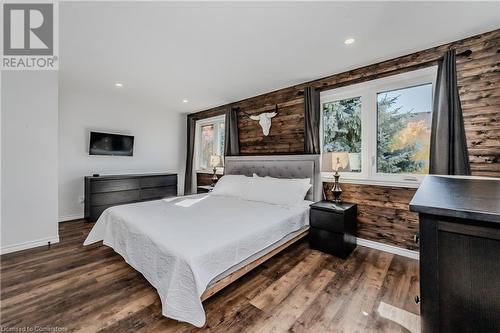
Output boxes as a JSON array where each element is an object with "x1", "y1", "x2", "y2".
[
  {"x1": 190, "y1": 29, "x2": 499, "y2": 250},
  {"x1": 323, "y1": 183, "x2": 418, "y2": 250},
  {"x1": 197, "y1": 173, "x2": 215, "y2": 187}
]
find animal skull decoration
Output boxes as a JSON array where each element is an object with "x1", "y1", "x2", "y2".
[{"x1": 249, "y1": 112, "x2": 277, "y2": 136}]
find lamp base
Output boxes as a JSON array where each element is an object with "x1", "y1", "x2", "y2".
[
  {"x1": 211, "y1": 168, "x2": 218, "y2": 187},
  {"x1": 331, "y1": 171, "x2": 342, "y2": 203}
]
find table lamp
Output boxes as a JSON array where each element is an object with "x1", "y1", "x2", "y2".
[
  {"x1": 210, "y1": 155, "x2": 222, "y2": 187},
  {"x1": 331, "y1": 152, "x2": 349, "y2": 203}
]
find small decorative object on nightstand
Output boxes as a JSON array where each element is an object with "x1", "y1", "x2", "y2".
[
  {"x1": 210, "y1": 155, "x2": 223, "y2": 187},
  {"x1": 330, "y1": 152, "x2": 348, "y2": 203},
  {"x1": 309, "y1": 201, "x2": 357, "y2": 258}
]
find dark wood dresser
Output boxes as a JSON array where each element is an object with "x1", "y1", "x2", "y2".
[
  {"x1": 309, "y1": 201, "x2": 357, "y2": 259},
  {"x1": 410, "y1": 176, "x2": 500, "y2": 333},
  {"x1": 84, "y1": 173, "x2": 177, "y2": 221}
]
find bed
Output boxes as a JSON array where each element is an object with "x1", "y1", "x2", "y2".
[{"x1": 84, "y1": 155, "x2": 321, "y2": 327}]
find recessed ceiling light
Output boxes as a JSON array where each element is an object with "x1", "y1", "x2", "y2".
[
  {"x1": 182, "y1": 99, "x2": 189, "y2": 103},
  {"x1": 344, "y1": 38, "x2": 355, "y2": 45},
  {"x1": 115, "y1": 82, "x2": 123, "y2": 88}
]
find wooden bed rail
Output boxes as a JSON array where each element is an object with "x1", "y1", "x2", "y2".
[{"x1": 201, "y1": 229, "x2": 309, "y2": 301}]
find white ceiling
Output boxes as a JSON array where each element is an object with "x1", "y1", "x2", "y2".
[{"x1": 59, "y1": 1, "x2": 500, "y2": 113}]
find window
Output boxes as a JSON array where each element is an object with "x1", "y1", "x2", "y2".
[
  {"x1": 195, "y1": 115, "x2": 225, "y2": 172},
  {"x1": 322, "y1": 97, "x2": 362, "y2": 173},
  {"x1": 320, "y1": 67, "x2": 436, "y2": 186},
  {"x1": 377, "y1": 84, "x2": 432, "y2": 174}
]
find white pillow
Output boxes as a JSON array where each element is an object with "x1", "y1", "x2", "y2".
[
  {"x1": 210, "y1": 175, "x2": 251, "y2": 198},
  {"x1": 243, "y1": 174, "x2": 311, "y2": 207}
]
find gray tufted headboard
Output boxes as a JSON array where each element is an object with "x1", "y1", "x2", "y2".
[{"x1": 224, "y1": 155, "x2": 321, "y2": 202}]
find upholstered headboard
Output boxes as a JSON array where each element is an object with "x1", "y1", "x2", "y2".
[{"x1": 224, "y1": 155, "x2": 321, "y2": 202}]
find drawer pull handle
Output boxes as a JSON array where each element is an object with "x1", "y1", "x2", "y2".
[
  {"x1": 415, "y1": 295, "x2": 420, "y2": 304},
  {"x1": 413, "y1": 234, "x2": 420, "y2": 244}
]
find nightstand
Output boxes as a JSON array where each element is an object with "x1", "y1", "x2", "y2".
[
  {"x1": 197, "y1": 185, "x2": 213, "y2": 194},
  {"x1": 309, "y1": 201, "x2": 357, "y2": 258}
]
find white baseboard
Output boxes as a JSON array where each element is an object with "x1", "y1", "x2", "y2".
[
  {"x1": 357, "y1": 238, "x2": 419, "y2": 260},
  {"x1": 0, "y1": 235, "x2": 60, "y2": 255},
  {"x1": 59, "y1": 213, "x2": 84, "y2": 222}
]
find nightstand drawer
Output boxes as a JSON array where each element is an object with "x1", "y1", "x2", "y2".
[
  {"x1": 309, "y1": 228, "x2": 344, "y2": 256},
  {"x1": 197, "y1": 186, "x2": 212, "y2": 194},
  {"x1": 310, "y1": 208, "x2": 344, "y2": 233},
  {"x1": 309, "y1": 228, "x2": 356, "y2": 259}
]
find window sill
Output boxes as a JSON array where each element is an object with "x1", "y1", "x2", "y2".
[{"x1": 321, "y1": 175, "x2": 421, "y2": 188}]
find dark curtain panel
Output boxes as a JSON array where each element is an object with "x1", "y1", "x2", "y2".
[
  {"x1": 184, "y1": 116, "x2": 196, "y2": 195},
  {"x1": 304, "y1": 86, "x2": 321, "y2": 154},
  {"x1": 429, "y1": 49, "x2": 471, "y2": 175},
  {"x1": 224, "y1": 107, "x2": 240, "y2": 156}
]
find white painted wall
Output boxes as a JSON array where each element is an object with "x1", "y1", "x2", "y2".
[
  {"x1": 58, "y1": 83, "x2": 186, "y2": 221},
  {"x1": 1, "y1": 71, "x2": 59, "y2": 254}
]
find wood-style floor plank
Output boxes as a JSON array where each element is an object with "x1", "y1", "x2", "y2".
[{"x1": 1, "y1": 220, "x2": 420, "y2": 332}]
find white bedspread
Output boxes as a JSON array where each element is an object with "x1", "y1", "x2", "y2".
[{"x1": 83, "y1": 194, "x2": 311, "y2": 327}]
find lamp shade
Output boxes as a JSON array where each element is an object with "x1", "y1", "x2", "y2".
[
  {"x1": 210, "y1": 155, "x2": 222, "y2": 168},
  {"x1": 331, "y1": 152, "x2": 349, "y2": 171}
]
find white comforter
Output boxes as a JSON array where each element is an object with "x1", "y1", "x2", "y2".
[{"x1": 84, "y1": 194, "x2": 310, "y2": 327}]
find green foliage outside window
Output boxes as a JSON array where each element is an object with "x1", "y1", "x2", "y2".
[
  {"x1": 322, "y1": 97, "x2": 361, "y2": 153},
  {"x1": 377, "y1": 94, "x2": 428, "y2": 174}
]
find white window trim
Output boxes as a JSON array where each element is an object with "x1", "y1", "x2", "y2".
[
  {"x1": 194, "y1": 114, "x2": 225, "y2": 174},
  {"x1": 320, "y1": 66, "x2": 438, "y2": 188}
]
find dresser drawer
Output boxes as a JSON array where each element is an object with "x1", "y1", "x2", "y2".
[
  {"x1": 310, "y1": 208, "x2": 345, "y2": 233},
  {"x1": 91, "y1": 179, "x2": 140, "y2": 193},
  {"x1": 90, "y1": 190, "x2": 140, "y2": 206},
  {"x1": 140, "y1": 175, "x2": 177, "y2": 189},
  {"x1": 141, "y1": 186, "x2": 176, "y2": 200},
  {"x1": 84, "y1": 173, "x2": 178, "y2": 221},
  {"x1": 89, "y1": 204, "x2": 119, "y2": 221}
]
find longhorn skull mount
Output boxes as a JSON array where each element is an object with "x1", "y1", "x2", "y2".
[{"x1": 241, "y1": 105, "x2": 278, "y2": 136}]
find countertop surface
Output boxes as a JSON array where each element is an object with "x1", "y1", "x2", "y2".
[{"x1": 409, "y1": 175, "x2": 500, "y2": 223}]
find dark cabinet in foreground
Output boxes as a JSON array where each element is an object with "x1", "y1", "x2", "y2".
[
  {"x1": 410, "y1": 176, "x2": 500, "y2": 333},
  {"x1": 85, "y1": 173, "x2": 177, "y2": 221}
]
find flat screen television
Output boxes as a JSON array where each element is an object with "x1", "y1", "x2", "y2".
[{"x1": 89, "y1": 131, "x2": 134, "y2": 156}]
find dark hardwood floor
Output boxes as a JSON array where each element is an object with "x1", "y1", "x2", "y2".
[{"x1": 1, "y1": 220, "x2": 419, "y2": 333}]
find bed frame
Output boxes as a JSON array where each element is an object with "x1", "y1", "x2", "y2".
[{"x1": 201, "y1": 154, "x2": 321, "y2": 301}]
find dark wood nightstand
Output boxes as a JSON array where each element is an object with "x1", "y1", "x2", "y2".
[
  {"x1": 197, "y1": 185, "x2": 213, "y2": 194},
  {"x1": 309, "y1": 201, "x2": 357, "y2": 259}
]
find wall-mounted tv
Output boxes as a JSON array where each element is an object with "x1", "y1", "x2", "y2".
[{"x1": 89, "y1": 131, "x2": 134, "y2": 156}]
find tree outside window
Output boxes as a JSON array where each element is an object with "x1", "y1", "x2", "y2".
[
  {"x1": 377, "y1": 84, "x2": 432, "y2": 174},
  {"x1": 322, "y1": 97, "x2": 362, "y2": 172}
]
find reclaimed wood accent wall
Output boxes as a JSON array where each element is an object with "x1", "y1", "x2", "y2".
[
  {"x1": 191, "y1": 29, "x2": 499, "y2": 250},
  {"x1": 192, "y1": 29, "x2": 499, "y2": 176},
  {"x1": 323, "y1": 183, "x2": 418, "y2": 250},
  {"x1": 197, "y1": 173, "x2": 214, "y2": 186}
]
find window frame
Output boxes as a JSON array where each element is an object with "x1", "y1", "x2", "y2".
[
  {"x1": 194, "y1": 115, "x2": 225, "y2": 174},
  {"x1": 320, "y1": 66, "x2": 437, "y2": 187}
]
